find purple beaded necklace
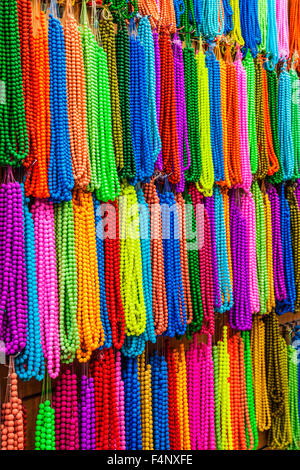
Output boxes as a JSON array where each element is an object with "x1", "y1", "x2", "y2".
[
  {"x1": 266, "y1": 184, "x2": 287, "y2": 302},
  {"x1": 229, "y1": 191, "x2": 252, "y2": 330},
  {"x1": 294, "y1": 182, "x2": 300, "y2": 211},
  {"x1": 79, "y1": 375, "x2": 96, "y2": 450},
  {"x1": 172, "y1": 33, "x2": 190, "y2": 192},
  {"x1": 205, "y1": 193, "x2": 221, "y2": 310},
  {"x1": 0, "y1": 177, "x2": 27, "y2": 355}
]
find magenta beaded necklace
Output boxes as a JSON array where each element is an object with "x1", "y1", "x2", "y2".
[{"x1": 0, "y1": 178, "x2": 27, "y2": 355}]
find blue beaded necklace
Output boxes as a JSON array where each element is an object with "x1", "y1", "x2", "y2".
[
  {"x1": 15, "y1": 184, "x2": 45, "y2": 381},
  {"x1": 278, "y1": 68, "x2": 295, "y2": 181},
  {"x1": 93, "y1": 196, "x2": 112, "y2": 350},
  {"x1": 48, "y1": 13, "x2": 74, "y2": 203},
  {"x1": 239, "y1": 0, "x2": 261, "y2": 57},
  {"x1": 193, "y1": 0, "x2": 203, "y2": 36},
  {"x1": 138, "y1": 17, "x2": 161, "y2": 162},
  {"x1": 222, "y1": 0, "x2": 233, "y2": 35},
  {"x1": 206, "y1": 48, "x2": 225, "y2": 183},
  {"x1": 159, "y1": 186, "x2": 187, "y2": 337},
  {"x1": 150, "y1": 352, "x2": 170, "y2": 450},
  {"x1": 137, "y1": 187, "x2": 156, "y2": 344},
  {"x1": 122, "y1": 356, "x2": 143, "y2": 450},
  {"x1": 276, "y1": 185, "x2": 296, "y2": 314},
  {"x1": 129, "y1": 19, "x2": 153, "y2": 184},
  {"x1": 174, "y1": 0, "x2": 185, "y2": 28}
]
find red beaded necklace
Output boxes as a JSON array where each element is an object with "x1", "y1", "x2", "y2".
[
  {"x1": 189, "y1": 185, "x2": 214, "y2": 335},
  {"x1": 166, "y1": 342, "x2": 181, "y2": 450},
  {"x1": 90, "y1": 348, "x2": 121, "y2": 450},
  {"x1": 158, "y1": 29, "x2": 180, "y2": 184},
  {"x1": 102, "y1": 200, "x2": 126, "y2": 350}
]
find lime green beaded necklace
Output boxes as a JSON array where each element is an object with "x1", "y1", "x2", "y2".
[
  {"x1": 288, "y1": 345, "x2": 300, "y2": 450},
  {"x1": 54, "y1": 201, "x2": 79, "y2": 364},
  {"x1": 241, "y1": 331, "x2": 258, "y2": 449},
  {"x1": 257, "y1": 0, "x2": 268, "y2": 52},
  {"x1": 195, "y1": 50, "x2": 214, "y2": 197},
  {"x1": 0, "y1": 0, "x2": 28, "y2": 166},
  {"x1": 251, "y1": 181, "x2": 269, "y2": 314},
  {"x1": 213, "y1": 345, "x2": 222, "y2": 450},
  {"x1": 218, "y1": 327, "x2": 233, "y2": 450},
  {"x1": 119, "y1": 182, "x2": 146, "y2": 337}
]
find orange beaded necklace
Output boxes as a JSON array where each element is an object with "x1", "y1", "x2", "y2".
[
  {"x1": 73, "y1": 190, "x2": 105, "y2": 362},
  {"x1": 62, "y1": 1, "x2": 91, "y2": 189}
]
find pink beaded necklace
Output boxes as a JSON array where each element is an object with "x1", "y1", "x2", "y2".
[
  {"x1": 31, "y1": 199, "x2": 60, "y2": 378},
  {"x1": 115, "y1": 351, "x2": 126, "y2": 450},
  {"x1": 53, "y1": 369, "x2": 79, "y2": 450},
  {"x1": 186, "y1": 335, "x2": 215, "y2": 450},
  {"x1": 276, "y1": 0, "x2": 289, "y2": 58},
  {"x1": 189, "y1": 186, "x2": 214, "y2": 335}
]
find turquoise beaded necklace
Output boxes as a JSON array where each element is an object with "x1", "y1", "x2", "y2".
[
  {"x1": 15, "y1": 184, "x2": 45, "y2": 381},
  {"x1": 138, "y1": 16, "x2": 161, "y2": 163},
  {"x1": 278, "y1": 67, "x2": 294, "y2": 181}
]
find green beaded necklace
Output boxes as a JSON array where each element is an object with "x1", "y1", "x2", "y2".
[
  {"x1": 35, "y1": 375, "x2": 55, "y2": 450},
  {"x1": 267, "y1": 69, "x2": 284, "y2": 184},
  {"x1": 115, "y1": 18, "x2": 136, "y2": 180},
  {"x1": 0, "y1": 0, "x2": 28, "y2": 166},
  {"x1": 289, "y1": 68, "x2": 300, "y2": 180},
  {"x1": 243, "y1": 51, "x2": 259, "y2": 175},
  {"x1": 184, "y1": 192, "x2": 204, "y2": 338},
  {"x1": 180, "y1": 0, "x2": 196, "y2": 32},
  {"x1": 183, "y1": 39, "x2": 202, "y2": 183},
  {"x1": 34, "y1": 400, "x2": 56, "y2": 450},
  {"x1": 80, "y1": 2, "x2": 120, "y2": 201},
  {"x1": 98, "y1": 9, "x2": 124, "y2": 171},
  {"x1": 54, "y1": 201, "x2": 79, "y2": 364}
]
